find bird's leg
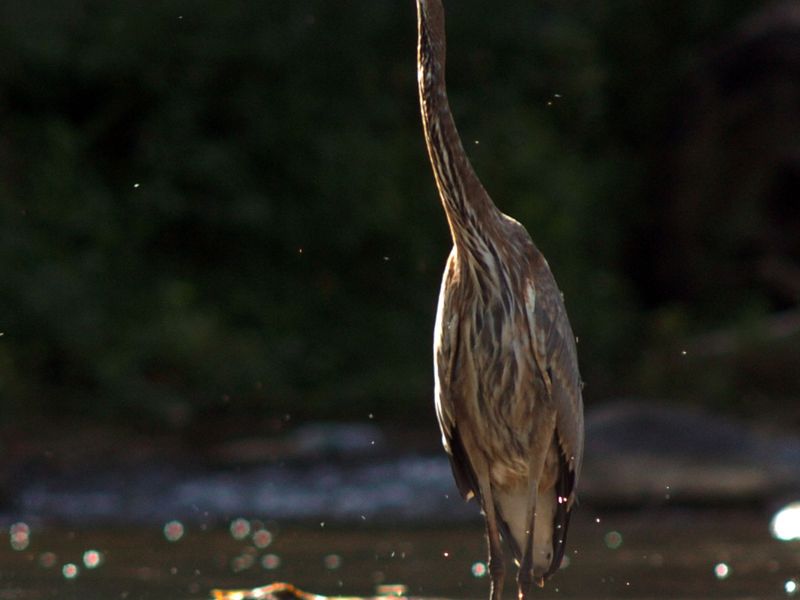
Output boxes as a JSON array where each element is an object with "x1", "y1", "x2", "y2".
[
  {"x1": 482, "y1": 492, "x2": 506, "y2": 600},
  {"x1": 517, "y1": 480, "x2": 540, "y2": 599},
  {"x1": 518, "y1": 419, "x2": 556, "y2": 599},
  {"x1": 468, "y1": 439, "x2": 505, "y2": 600}
]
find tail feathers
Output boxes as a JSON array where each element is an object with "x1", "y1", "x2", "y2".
[
  {"x1": 446, "y1": 429, "x2": 576, "y2": 581},
  {"x1": 493, "y1": 486, "x2": 527, "y2": 563},
  {"x1": 494, "y1": 485, "x2": 557, "y2": 576},
  {"x1": 493, "y1": 449, "x2": 575, "y2": 580}
]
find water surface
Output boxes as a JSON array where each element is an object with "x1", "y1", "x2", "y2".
[{"x1": 3, "y1": 509, "x2": 798, "y2": 599}]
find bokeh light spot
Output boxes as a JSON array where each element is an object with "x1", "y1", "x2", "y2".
[
  {"x1": 83, "y1": 550, "x2": 103, "y2": 569},
  {"x1": 771, "y1": 502, "x2": 800, "y2": 541},
  {"x1": 252, "y1": 528, "x2": 272, "y2": 548},
  {"x1": 10, "y1": 522, "x2": 30, "y2": 551},
  {"x1": 39, "y1": 552, "x2": 57, "y2": 568},
  {"x1": 714, "y1": 562, "x2": 730, "y2": 579},
  {"x1": 231, "y1": 553, "x2": 256, "y2": 572},
  {"x1": 604, "y1": 531, "x2": 623, "y2": 549},
  {"x1": 62, "y1": 563, "x2": 79, "y2": 579},
  {"x1": 230, "y1": 518, "x2": 251, "y2": 540},
  {"x1": 261, "y1": 554, "x2": 281, "y2": 570},
  {"x1": 471, "y1": 561, "x2": 487, "y2": 577},
  {"x1": 163, "y1": 520, "x2": 185, "y2": 542}
]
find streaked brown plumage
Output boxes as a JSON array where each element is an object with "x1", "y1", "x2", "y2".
[{"x1": 415, "y1": 1, "x2": 584, "y2": 599}]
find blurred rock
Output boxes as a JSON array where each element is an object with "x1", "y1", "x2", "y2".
[
  {"x1": 581, "y1": 401, "x2": 800, "y2": 505},
  {"x1": 4, "y1": 406, "x2": 800, "y2": 525}
]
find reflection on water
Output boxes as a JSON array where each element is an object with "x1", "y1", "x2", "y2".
[{"x1": 2, "y1": 509, "x2": 800, "y2": 599}]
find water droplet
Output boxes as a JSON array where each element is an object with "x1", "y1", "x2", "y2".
[
  {"x1": 771, "y1": 502, "x2": 800, "y2": 541},
  {"x1": 230, "y1": 518, "x2": 251, "y2": 540},
  {"x1": 163, "y1": 520, "x2": 184, "y2": 542},
  {"x1": 714, "y1": 562, "x2": 730, "y2": 579},
  {"x1": 324, "y1": 554, "x2": 342, "y2": 570},
  {"x1": 82, "y1": 550, "x2": 103, "y2": 569},
  {"x1": 786, "y1": 579, "x2": 798, "y2": 596},
  {"x1": 62, "y1": 563, "x2": 79, "y2": 579},
  {"x1": 133, "y1": 183, "x2": 140, "y2": 189},
  {"x1": 471, "y1": 562, "x2": 487, "y2": 578}
]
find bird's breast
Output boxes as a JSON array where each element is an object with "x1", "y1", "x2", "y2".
[{"x1": 453, "y1": 301, "x2": 550, "y2": 487}]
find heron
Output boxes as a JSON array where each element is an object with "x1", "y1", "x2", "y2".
[{"x1": 415, "y1": 1, "x2": 584, "y2": 599}]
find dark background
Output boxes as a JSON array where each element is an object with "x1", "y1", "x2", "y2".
[{"x1": 1, "y1": 0, "x2": 799, "y2": 434}]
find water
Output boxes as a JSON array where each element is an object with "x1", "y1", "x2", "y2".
[{"x1": 2, "y1": 510, "x2": 798, "y2": 599}]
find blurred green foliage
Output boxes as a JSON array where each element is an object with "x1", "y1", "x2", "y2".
[{"x1": 0, "y1": 0, "x2": 791, "y2": 426}]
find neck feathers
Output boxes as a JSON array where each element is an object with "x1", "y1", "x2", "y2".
[{"x1": 416, "y1": 0, "x2": 500, "y2": 250}]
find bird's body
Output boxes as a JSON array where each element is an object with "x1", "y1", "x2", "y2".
[{"x1": 416, "y1": 1, "x2": 584, "y2": 598}]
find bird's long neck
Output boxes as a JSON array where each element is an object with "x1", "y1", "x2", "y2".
[{"x1": 416, "y1": 0, "x2": 501, "y2": 252}]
